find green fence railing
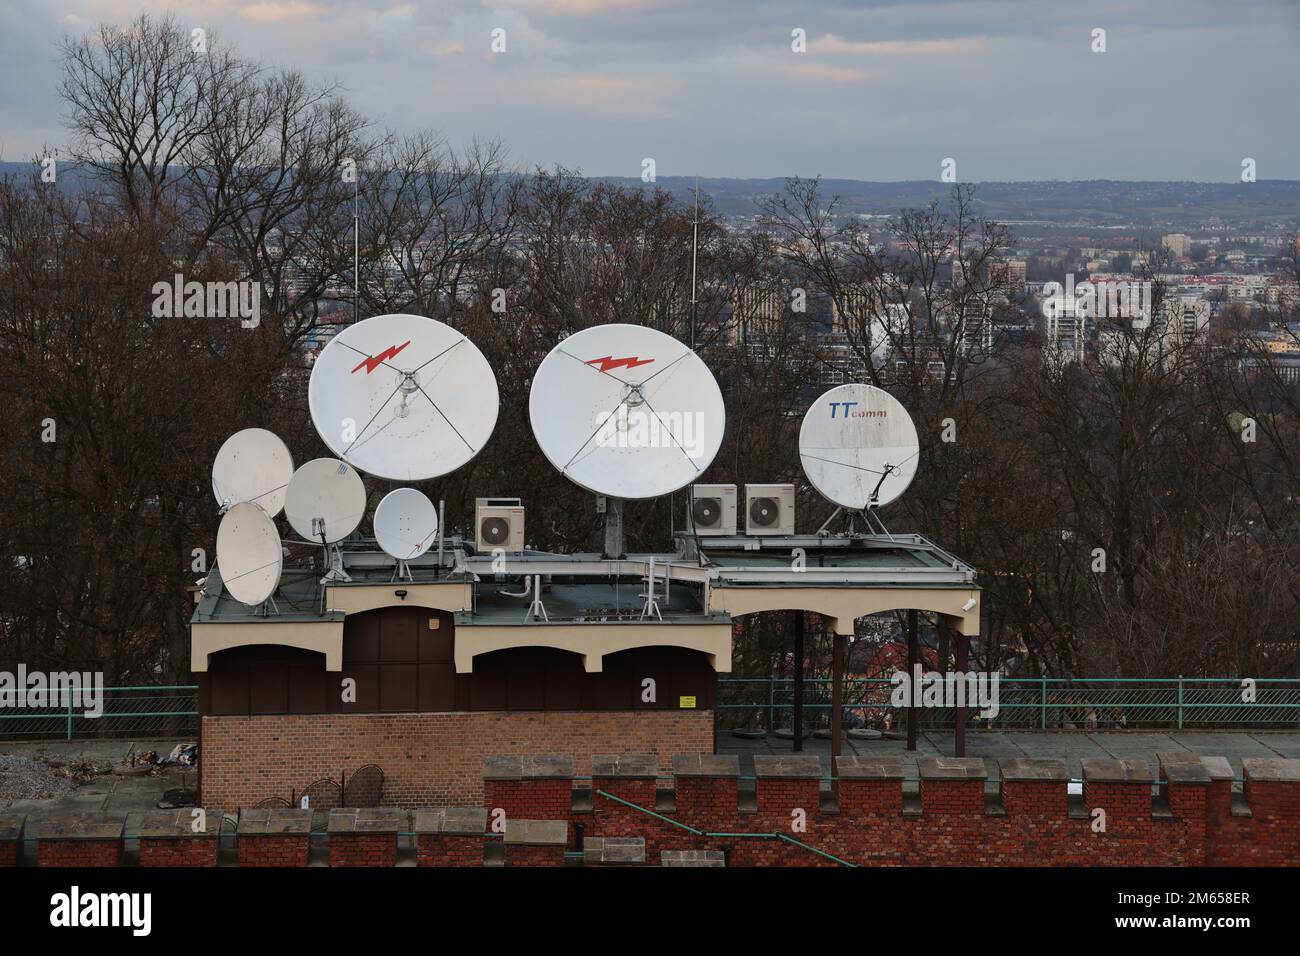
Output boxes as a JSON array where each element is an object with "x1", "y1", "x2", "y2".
[
  {"x1": 0, "y1": 686, "x2": 198, "y2": 741},
  {"x1": 717, "y1": 677, "x2": 1300, "y2": 733},
  {"x1": 2, "y1": 677, "x2": 1295, "y2": 742}
]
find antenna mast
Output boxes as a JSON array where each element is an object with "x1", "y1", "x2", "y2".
[
  {"x1": 690, "y1": 177, "x2": 699, "y2": 351},
  {"x1": 353, "y1": 169, "x2": 359, "y2": 323}
]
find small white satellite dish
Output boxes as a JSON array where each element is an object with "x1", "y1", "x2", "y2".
[
  {"x1": 215, "y1": 502, "x2": 283, "y2": 605},
  {"x1": 284, "y1": 458, "x2": 366, "y2": 545},
  {"x1": 308, "y1": 313, "x2": 499, "y2": 481},
  {"x1": 799, "y1": 383, "x2": 920, "y2": 509},
  {"x1": 373, "y1": 487, "x2": 440, "y2": 561},
  {"x1": 528, "y1": 324, "x2": 725, "y2": 499},
  {"x1": 211, "y1": 428, "x2": 293, "y2": 516}
]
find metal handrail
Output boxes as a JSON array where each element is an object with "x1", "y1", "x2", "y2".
[
  {"x1": 594, "y1": 788, "x2": 857, "y2": 867},
  {"x1": 718, "y1": 676, "x2": 1300, "y2": 731}
]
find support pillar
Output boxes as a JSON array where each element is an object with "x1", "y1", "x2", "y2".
[
  {"x1": 906, "y1": 610, "x2": 919, "y2": 751},
  {"x1": 602, "y1": 497, "x2": 625, "y2": 559},
  {"x1": 831, "y1": 631, "x2": 845, "y2": 774},
  {"x1": 954, "y1": 628, "x2": 970, "y2": 758},
  {"x1": 792, "y1": 611, "x2": 805, "y2": 753}
]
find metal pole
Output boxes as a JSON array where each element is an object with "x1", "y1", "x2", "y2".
[
  {"x1": 602, "y1": 497, "x2": 625, "y2": 559},
  {"x1": 436, "y1": 499, "x2": 445, "y2": 573},
  {"x1": 1040, "y1": 675, "x2": 1048, "y2": 729},
  {"x1": 689, "y1": 178, "x2": 699, "y2": 351},
  {"x1": 354, "y1": 172, "x2": 359, "y2": 323},
  {"x1": 955, "y1": 628, "x2": 969, "y2": 758},
  {"x1": 793, "y1": 611, "x2": 805, "y2": 753},
  {"x1": 831, "y1": 632, "x2": 845, "y2": 773},
  {"x1": 767, "y1": 678, "x2": 775, "y2": 733},
  {"x1": 906, "y1": 610, "x2": 919, "y2": 751}
]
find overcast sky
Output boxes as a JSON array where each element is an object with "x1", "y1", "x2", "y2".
[{"x1": 2, "y1": 0, "x2": 1297, "y2": 182}]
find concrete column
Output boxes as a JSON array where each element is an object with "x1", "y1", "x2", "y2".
[
  {"x1": 906, "y1": 609, "x2": 919, "y2": 751},
  {"x1": 792, "y1": 611, "x2": 805, "y2": 753},
  {"x1": 955, "y1": 629, "x2": 969, "y2": 757}
]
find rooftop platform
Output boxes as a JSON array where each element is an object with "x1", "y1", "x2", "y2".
[
  {"x1": 697, "y1": 533, "x2": 977, "y2": 588},
  {"x1": 190, "y1": 531, "x2": 981, "y2": 675}
]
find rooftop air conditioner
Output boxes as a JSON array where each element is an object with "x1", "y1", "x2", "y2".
[
  {"x1": 685, "y1": 484, "x2": 737, "y2": 536},
  {"x1": 476, "y1": 498, "x2": 525, "y2": 553},
  {"x1": 744, "y1": 483, "x2": 795, "y2": 536}
]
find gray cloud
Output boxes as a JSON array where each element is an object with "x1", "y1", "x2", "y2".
[{"x1": 0, "y1": 0, "x2": 1296, "y2": 180}]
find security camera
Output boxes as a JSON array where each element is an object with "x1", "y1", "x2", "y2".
[{"x1": 961, "y1": 596, "x2": 977, "y2": 612}]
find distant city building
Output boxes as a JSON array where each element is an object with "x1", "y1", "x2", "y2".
[
  {"x1": 989, "y1": 258, "x2": 1027, "y2": 288},
  {"x1": 1162, "y1": 234, "x2": 1192, "y2": 257},
  {"x1": 728, "y1": 285, "x2": 785, "y2": 344}
]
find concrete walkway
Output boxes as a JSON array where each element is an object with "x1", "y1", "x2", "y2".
[{"x1": 720, "y1": 729, "x2": 1300, "y2": 781}]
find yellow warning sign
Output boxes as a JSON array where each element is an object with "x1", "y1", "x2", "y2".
[{"x1": 679, "y1": 696, "x2": 697, "y2": 709}]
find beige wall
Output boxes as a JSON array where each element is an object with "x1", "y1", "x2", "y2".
[
  {"x1": 323, "y1": 581, "x2": 472, "y2": 616},
  {"x1": 453, "y1": 623, "x2": 734, "y2": 674},
  {"x1": 191, "y1": 621, "x2": 344, "y2": 672},
  {"x1": 710, "y1": 585, "x2": 980, "y2": 636}
]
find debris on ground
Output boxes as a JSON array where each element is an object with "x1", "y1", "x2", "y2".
[
  {"x1": 136, "y1": 743, "x2": 198, "y2": 769},
  {"x1": 52, "y1": 758, "x2": 114, "y2": 784},
  {"x1": 157, "y1": 787, "x2": 198, "y2": 809},
  {"x1": 0, "y1": 754, "x2": 79, "y2": 802}
]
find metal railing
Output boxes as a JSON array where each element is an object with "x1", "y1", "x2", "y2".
[
  {"x1": 2, "y1": 677, "x2": 1296, "y2": 741},
  {"x1": 718, "y1": 677, "x2": 1300, "y2": 732},
  {"x1": 0, "y1": 686, "x2": 198, "y2": 740}
]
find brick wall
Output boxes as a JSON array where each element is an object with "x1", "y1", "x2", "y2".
[
  {"x1": 38, "y1": 840, "x2": 122, "y2": 867},
  {"x1": 505, "y1": 844, "x2": 565, "y2": 867},
  {"x1": 485, "y1": 779, "x2": 571, "y2": 822},
  {"x1": 491, "y1": 753, "x2": 1300, "y2": 868},
  {"x1": 139, "y1": 838, "x2": 218, "y2": 867},
  {"x1": 201, "y1": 710, "x2": 712, "y2": 807},
  {"x1": 417, "y1": 834, "x2": 484, "y2": 866},
  {"x1": 329, "y1": 833, "x2": 397, "y2": 867},
  {"x1": 238, "y1": 834, "x2": 310, "y2": 867}
]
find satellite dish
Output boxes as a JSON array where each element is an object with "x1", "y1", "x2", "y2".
[
  {"x1": 308, "y1": 313, "x2": 498, "y2": 481},
  {"x1": 284, "y1": 458, "x2": 366, "y2": 545},
  {"x1": 799, "y1": 383, "x2": 920, "y2": 509},
  {"x1": 215, "y1": 502, "x2": 283, "y2": 605},
  {"x1": 528, "y1": 324, "x2": 725, "y2": 499},
  {"x1": 212, "y1": 428, "x2": 293, "y2": 516},
  {"x1": 373, "y1": 487, "x2": 439, "y2": 561}
]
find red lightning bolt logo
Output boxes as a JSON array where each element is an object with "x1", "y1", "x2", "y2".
[
  {"x1": 351, "y1": 341, "x2": 411, "y2": 374},
  {"x1": 586, "y1": 355, "x2": 655, "y2": 373}
]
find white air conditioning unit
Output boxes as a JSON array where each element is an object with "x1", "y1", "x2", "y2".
[
  {"x1": 686, "y1": 484, "x2": 737, "y2": 536},
  {"x1": 476, "y1": 498, "x2": 525, "y2": 553},
  {"x1": 744, "y1": 483, "x2": 795, "y2": 536}
]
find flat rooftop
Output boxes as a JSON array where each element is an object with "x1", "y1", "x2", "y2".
[
  {"x1": 470, "y1": 578, "x2": 715, "y2": 626},
  {"x1": 698, "y1": 533, "x2": 976, "y2": 587},
  {"x1": 192, "y1": 531, "x2": 978, "y2": 626}
]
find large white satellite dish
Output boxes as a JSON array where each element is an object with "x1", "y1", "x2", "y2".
[
  {"x1": 284, "y1": 458, "x2": 366, "y2": 545},
  {"x1": 528, "y1": 324, "x2": 725, "y2": 499},
  {"x1": 799, "y1": 383, "x2": 920, "y2": 509},
  {"x1": 215, "y1": 502, "x2": 283, "y2": 605},
  {"x1": 308, "y1": 313, "x2": 498, "y2": 481},
  {"x1": 211, "y1": 428, "x2": 293, "y2": 517},
  {"x1": 373, "y1": 487, "x2": 439, "y2": 561}
]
